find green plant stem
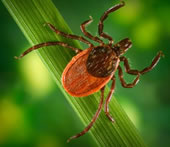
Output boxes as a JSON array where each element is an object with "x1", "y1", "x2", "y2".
[{"x1": 2, "y1": 0, "x2": 146, "y2": 146}]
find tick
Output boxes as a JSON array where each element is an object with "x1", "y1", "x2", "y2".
[{"x1": 15, "y1": 1, "x2": 163, "y2": 142}]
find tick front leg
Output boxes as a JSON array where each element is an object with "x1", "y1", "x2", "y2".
[
  {"x1": 118, "y1": 66, "x2": 140, "y2": 88},
  {"x1": 139, "y1": 51, "x2": 164, "y2": 74},
  {"x1": 104, "y1": 76, "x2": 116, "y2": 122},
  {"x1": 120, "y1": 51, "x2": 164, "y2": 75},
  {"x1": 67, "y1": 86, "x2": 105, "y2": 143},
  {"x1": 80, "y1": 16, "x2": 104, "y2": 45},
  {"x1": 14, "y1": 41, "x2": 82, "y2": 59},
  {"x1": 45, "y1": 23, "x2": 93, "y2": 47},
  {"x1": 98, "y1": 1, "x2": 125, "y2": 45}
]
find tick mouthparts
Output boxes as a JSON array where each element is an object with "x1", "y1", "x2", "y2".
[
  {"x1": 122, "y1": 38, "x2": 132, "y2": 49},
  {"x1": 118, "y1": 38, "x2": 132, "y2": 49},
  {"x1": 126, "y1": 39, "x2": 132, "y2": 48}
]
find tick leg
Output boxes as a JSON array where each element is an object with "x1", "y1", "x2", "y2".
[
  {"x1": 98, "y1": 1, "x2": 125, "y2": 45},
  {"x1": 14, "y1": 41, "x2": 82, "y2": 59},
  {"x1": 104, "y1": 76, "x2": 116, "y2": 122},
  {"x1": 45, "y1": 23, "x2": 93, "y2": 47},
  {"x1": 118, "y1": 65, "x2": 140, "y2": 88},
  {"x1": 80, "y1": 16, "x2": 104, "y2": 45},
  {"x1": 138, "y1": 51, "x2": 164, "y2": 74},
  {"x1": 120, "y1": 51, "x2": 164, "y2": 75},
  {"x1": 67, "y1": 86, "x2": 105, "y2": 143}
]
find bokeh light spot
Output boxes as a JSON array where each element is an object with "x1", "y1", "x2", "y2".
[
  {"x1": 0, "y1": 97, "x2": 23, "y2": 143},
  {"x1": 132, "y1": 18, "x2": 160, "y2": 50},
  {"x1": 37, "y1": 135, "x2": 61, "y2": 147},
  {"x1": 20, "y1": 52, "x2": 54, "y2": 97}
]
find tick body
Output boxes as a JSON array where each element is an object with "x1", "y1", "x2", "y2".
[
  {"x1": 62, "y1": 46, "x2": 119, "y2": 97},
  {"x1": 15, "y1": 1, "x2": 164, "y2": 142}
]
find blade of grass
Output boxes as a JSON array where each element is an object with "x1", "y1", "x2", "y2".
[{"x1": 2, "y1": 0, "x2": 146, "y2": 146}]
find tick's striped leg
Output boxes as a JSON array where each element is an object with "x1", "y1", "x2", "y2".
[
  {"x1": 118, "y1": 51, "x2": 164, "y2": 88},
  {"x1": 118, "y1": 65, "x2": 140, "y2": 88},
  {"x1": 104, "y1": 76, "x2": 116, "y2": 122},
  {"x1": 98, "y1": 1, "x2": 125, "y2": 45},
  {"x1": 139, "y1": 51, "x2": 164, "y2": 74},
  {"x1": 80, "y1": 16, "x2": 104, "y2": 45},
  {"x1": 14, "y1": 41, "x2": 82, "y2": 59},
  {"x1": 120, "y1": 51, "x2": 164, "y2": 75},
  {"x1": 45, "y1": 23, "x2": 93, "y2": 47},
  {"x1": 67, "y1": 86, "x2": 105, "y2": 143}
]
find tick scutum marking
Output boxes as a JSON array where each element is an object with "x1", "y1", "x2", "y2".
[{"x1": 86, "y1": 46, "x2": 118, "y2": 77}]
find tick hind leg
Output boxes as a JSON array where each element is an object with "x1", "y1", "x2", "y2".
[
  {"x1": 67, "y1": 87, "x2": 105, "y2": 143},
  {"x1": 14, "y1": 41, "x2": 82, "y2": 59},
  {"x1": 104, "y1": 76, "x2": 116, "y2": 122},
  {"x1": 80, "y1": 16, "x2": 104, "y2": 45},
  {"x1": 98, "y1": 1, "x2": 125, "y2": 45},
  {"x1": 45, "y1": 23, "x2": 93, "y2": 47},
  {"x1": 118, "y1": 51, "x2": 164, "y2": 88}
]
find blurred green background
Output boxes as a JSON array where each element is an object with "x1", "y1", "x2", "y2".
[{"x1": 0, "y1": 0, "x2": 170, "y2": 146}]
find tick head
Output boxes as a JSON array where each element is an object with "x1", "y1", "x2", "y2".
[{"x1": 113, "y1": 38, "x2": 132, "y2": 56}]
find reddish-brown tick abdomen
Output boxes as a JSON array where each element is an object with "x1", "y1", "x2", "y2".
[{"x1": 62, "y1": 48, "x2": 120, "y2": 97}]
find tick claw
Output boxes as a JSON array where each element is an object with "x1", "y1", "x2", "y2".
[
  {"x1": 106, "y1": 114, "x2": 115, "y2": 122},
  {"x1": 110, "y1": 118, "x2": 115, "y2": 123},
  {"x1": 67, "y1": 136, "x2": 75, "y2": 143},
  {"x1": 43, "y1": 22, "x2": 51, "y2": 27},
  {"x1": 14, "y1": 55, "x2": 23, "y2": 59},
  {"x1": 43, "y1": 22, "x2": 48, "y2": 27},
  {"x1": 67, "y1": 139, "x2": 70, "y2": 143},
  {"x1": 159, "y1": 51, "x2": 165, "y2": 58},
  {"x1": 14, "y1": 56, "x2": 20, "y2": 59},
  {"x1": 89, "y1": 16, "x2": 93, "y2": 20}
]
